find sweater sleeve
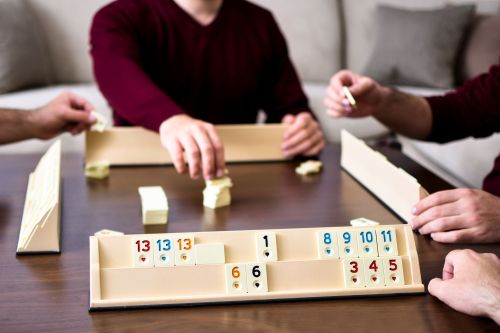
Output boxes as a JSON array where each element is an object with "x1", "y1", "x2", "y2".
[
  {"x1": 426, "y1": 64, "x2": 500, "y2": 143},
  {"x1": 260, "y1": 13, "x2": 311, "y2": 123},
  {"x1": 90, "y1": 4, "x2": 184, "y2": 132}
]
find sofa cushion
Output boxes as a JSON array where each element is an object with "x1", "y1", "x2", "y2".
[
  {"x1": 250, "y1": 0, "x2": 342, "y2": 83},
  {"x1": 0, "y1": 0, "x2": 52, "y2": 93},
  {"x1": 25, "y1": 0, "x2": 112, "y2": 83},
  {"x1": 363, "y1": 4, "x2": 475, "y2": 88},
  {"x1": 343, "y1": 0, "x2": 500, "y2": 75},
  {"x1": 461, "y1": 14, "x2": 500, "y2": 81}
]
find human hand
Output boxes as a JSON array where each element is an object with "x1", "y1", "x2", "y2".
[
  {"x1": 428, "y1": 249, "x2": 500, "y2": 324},
  {"x1": 324, "y1": 70, "x2": 389, "y2": 118},
  {"x1": 159, "y1": 114, "x2": 225, "y2": 180},
  {"x1": 281, "y1": 112, "x2": 325, "y2": 158},
  {"x1": 411, "y1": 189, "x2": 500, "y2": 243},
  {"x1": 31, "y1": 92, "x2": 96, "y2": 139}
]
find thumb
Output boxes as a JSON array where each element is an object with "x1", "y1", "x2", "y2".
[
  {"x1": 428, "y1": 277, "x2": 447, "y2": 299},
  {"x1": 348, "y1": 77, "x2": 376, "y2": 98},
  {"x1": 281, "y1": 114, "x2": 295, "y2": 125}
]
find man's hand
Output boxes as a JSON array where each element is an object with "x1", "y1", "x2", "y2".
[
  {"x1": 281, "y1": 112, "x2": 325, "y2": 158},
  {"x1": 428, "y1": 250, "x2": 500, "y2": 324},
  {"x1": 411, "y1": 188, "x2": 500, "y2": 243},
  {"x1": 30, "y1": 92, "x2": 96, "y2": 139},
  {"x1": 159, "y1": 114, "x2": 225, "y2": 180},
  {"x1": 324, "y1": 70, "x2": 389, "y2": 118}
]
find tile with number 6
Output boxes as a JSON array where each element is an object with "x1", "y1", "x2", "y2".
[
  {"x1": 132, "y1": 237, "x2": 154, "y2": 268},
  {"x1": 225, "y1": 264, "x2": 248, "y2": 294},
  {"x1": 246, "y1": 263, "x2": 268, "y2": 293}
]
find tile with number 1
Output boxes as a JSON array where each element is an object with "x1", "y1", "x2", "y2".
[{"x1": 255, "y1": 232, "x2": 278, "y2": 262}]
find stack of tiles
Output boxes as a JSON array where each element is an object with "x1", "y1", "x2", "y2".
[
  {"x1": 203, "y1": 177, "x2": 233, "y2": 209},
  {"x1": 138, "y1": 186, "x2": 168, "y2": 225}
]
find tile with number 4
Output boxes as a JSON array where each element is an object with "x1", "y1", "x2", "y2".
[
  {"x1": 153, "y1": 236, "x2": 174, "y2": 267},
  {"x1": 316, "y1": 230, "x2": 339, "y2": 259},
  {"x1": 337, "y1": 229, "x2": 359, "y2": 258},
  {"x1": 225, "y1": 264, "x2": 248, "y2": 294},
  {"x1": 255, "y1": 232, "x2": 278, "y2": 262},
  {"x1": 342, "y1": 258, "x2": 365, "y2": 288},
  {"x1": 384, "y1": 257, "x2": 405, "y2": 286},
  {"x1": 376, "y1": 227, "x2": 399, "y2": 257},
  {"x1": 246, "y1": 263, "x2": 268, "y2": 293},
  {"x1": 174, "y1": 234, "x2": 195, "y2": 266},
  {"x1": 363, "y1": 258, "x2": 384, "y2": 287},
  {"x1": 356, "y1": 228, "x2": 379, "y2": 257},
  {"x1": 132, "y1": 237, "x2": 154, "y2": 268}
]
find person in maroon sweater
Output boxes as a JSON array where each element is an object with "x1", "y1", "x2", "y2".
[
  {"x1": 90, "y1": 0, "x2": 324, "y2": 180},
  {"x1": 326, "y1": 67, "x2": 500, "y2": 324},
  {"x1": 325, "y1": 65, "x2": 500, "y2": 244}
]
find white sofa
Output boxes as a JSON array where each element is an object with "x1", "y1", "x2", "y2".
[{"x1": 1, "y1": 0, "x2": 499, "y2": 189}]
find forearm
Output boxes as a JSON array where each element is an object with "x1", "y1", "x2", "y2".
[
  {"x1": 0, "y1": 109, "x2": 38, "y2": 144},
  {"x1": 374, "y1": 87, "x2": 433, "y2": 140}
]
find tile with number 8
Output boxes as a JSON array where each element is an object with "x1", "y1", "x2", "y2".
[
  {"x1": 153, "y1": 236, "x2": 174, "y2": 267},
  {"x1": 132, "y1": 237, "x2": 154, "y2": 268},
  {"x1": 225, "y1": 264, "x2": 248, "y2": 294},
  {"x1": 174, "y1": 234, "x2": 195, "y2": 266},
  {"x1": 316, "y1": 230, "x2": 340, "y2": 259},
  {"x1": 337, "y1": 229, "x2": 359, "y2": 258},
  {"x1": 376, "y1": 227, "x2": 399, "y2": 257},
  {"x1": 384, "y1": 257, "x2": 404, "y2": 286},
  {"x1": 246, "y1": 263, "x2": 268, "y2": 293},
  {"x1": 255, "y1": 232, "x2": 278, "y2": 262}
]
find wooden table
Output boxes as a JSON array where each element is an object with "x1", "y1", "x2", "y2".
[{"x1": 0, "y1": 145, "x2": 498, "y2": 333}]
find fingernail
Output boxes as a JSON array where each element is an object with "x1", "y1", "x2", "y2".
[
  {"x1": 216, "y1": 169, "x2": 225, "y2": 178},
  {"x1": 344, "y1": 105, "x2": 352, "y2": 113},
  {"x1": 411, "y1": 206, "x2": 417, "y2": 215},
  {"x1": 430, "y1": 233, "x2": 435, "y2": 239},
  {"x1": 418, "y1": 229, "x2": 424, "y2": 235},
  {"x1": 89, "y1": 113, "x2": 97, "y2": 122}
]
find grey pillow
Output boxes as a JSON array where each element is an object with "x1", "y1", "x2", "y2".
[
  {"x1": 363, "y1": 5, "x2": 475, "y2": 89},
  {"x1": 0, "y1": 0, "x2": 51, "y2": 94}
]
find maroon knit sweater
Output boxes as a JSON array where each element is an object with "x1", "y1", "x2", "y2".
[
  {"x1": 90, "y1": 0, "x2": 310, "y2": 132},
  {"x1": 426, "y1": 64, "x2": 500, "y2": 196}
]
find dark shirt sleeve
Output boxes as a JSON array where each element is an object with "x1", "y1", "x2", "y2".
[
  {"x1": 426, "y1": 64, "x2": 500, "y2": 143},
  {"x1": 90, "y1": 4, "x2": 184, "y2": 132},
  {"x1": 260, "y1": 13, "x2": 311, "y2": 123}
]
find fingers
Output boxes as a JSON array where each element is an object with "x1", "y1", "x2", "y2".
[
  {"x1": 178, "y1": 133, "x2": 201, "y2": 179},
  {"x1": 166, "y1": 138, "x2": 187, "y2": 175},
  {"x1": 62, "y1": 108, "x2": 95, "y2": 125},
  {"x1": 429, "y1": 229, "x2": 477, "y2": 244},
  {"x1": 204, "y1": 125, "x2": 226, "y2": 178},
  {"x1": 412, "y1": 190, "x2": 464, "y2": 216},
  {"x1": 329, "y1": 70, "x2": 357, "y2": 92},
  {"x1": 191, "y1": 125, "x2": 220, "y2": 180},
  {"x1": 282, "y1": 114, "x2": 295, "y2": 125},
  {"x1": 411, "y1": 202, "x2": 463, "y2": 232},
  {"x1": 282, "y1": 113, "x2": 324, "y2": 157},
  {"x1": 428, "y1": 277, "x2": 446, "y2": 298},
  {"x1": 348, "y1": 77, "x2": 376, "y2": 97},
  {"x1": 64, "y1": 92, "x2": 95, "y2": 112}
]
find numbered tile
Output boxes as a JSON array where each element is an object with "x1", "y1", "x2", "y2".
[
  {"x1": 383, "y1": 257, "x2": 405, "y2": 286},
  {"x1": 316, "y1": 230, "x2": 339, "y2": 259},
  {"x1": 225, "y1": 264, "x2": 248, "y2": 294},
  {"x1": 376, "y1": 227, "x2": 399, "y2": 257},
  {"x1": 356, "y1": 228, "x2": 379, "y2": 257},
  {"x1": 337, "y1": 229, "x2": 359, "y2": 258},
  {"x1": 132, "y1": 237, "x2": 154, "y2": 268},
  {"x1": 174, "y1": 234, "x2": 196, "y2": 266},
  {"x1": 363, "y1": 258, "x2": 384, "y2": 287},
  {"x1": 246, "y1": 263, "x2": 268, "y2": 293},
  {"x1": 153, "y1": 237, "x2": 174, "y2": 267},
  {"x1": 255, "y1": 232, "x2": 278, "y2": 262},
  {"x1": 342, "y1": 258, "x2": 365, "y2": 288},
  {"x1": 195, "y1": 243, "x2": 225, "y2": 265}
]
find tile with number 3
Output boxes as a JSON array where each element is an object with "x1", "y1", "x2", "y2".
[{"x1": 342, "y1": 258, "x2": 365, "y2": 288}]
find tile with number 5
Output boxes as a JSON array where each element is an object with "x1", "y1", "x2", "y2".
[{"x1": 384, "y1": 257, "x2": 404, "y2": 286}]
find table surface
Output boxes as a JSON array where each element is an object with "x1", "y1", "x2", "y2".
[{"x1": 0, "y1": 144, "x2": 498, "y2": 333}]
